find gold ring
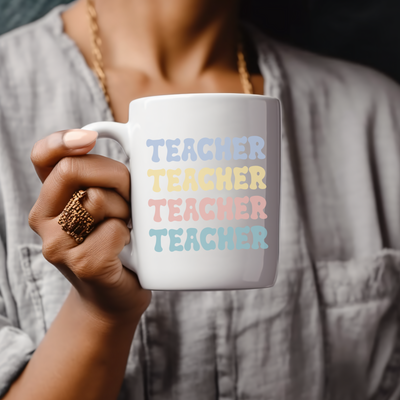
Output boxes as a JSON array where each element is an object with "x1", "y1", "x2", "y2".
[{"x1": 58, "y1": 190, "x2": 95, "y2": 244}]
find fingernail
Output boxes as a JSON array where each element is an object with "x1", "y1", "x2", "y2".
[{"x1": 63, "y1": 129, "x2": 98, "y2": 149}]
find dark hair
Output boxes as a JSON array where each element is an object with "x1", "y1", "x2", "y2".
[
  {"x1": 239, "y1": 0, "x2": 311, "y2": 45},
  {"x1": 239, "y1": 0, "x2": 400, "y2": 84}
]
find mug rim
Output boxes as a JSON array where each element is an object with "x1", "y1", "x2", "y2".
[{"x1": 129, "y1": 92, "x2": 278, "y2": 105}]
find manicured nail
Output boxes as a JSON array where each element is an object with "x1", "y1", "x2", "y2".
[{"x1": 63, "y1": 129, "x2": 98, "y2": 149}]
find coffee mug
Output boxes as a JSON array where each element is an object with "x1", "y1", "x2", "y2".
[{"x1": 83, "y1": 93, "x2": 280, "y2": 290}]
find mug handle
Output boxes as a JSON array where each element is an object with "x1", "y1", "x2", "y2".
[{"x1": 81, "y1": 121, "x2": 138, "y2": 274}]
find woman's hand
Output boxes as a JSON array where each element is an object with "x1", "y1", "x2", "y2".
[
  {"x1": 5, "y1": 131, "x2": 151, "y2": 400},
  {"x1": 29, "y1": 129, "x2": 151, "y2": 325}
]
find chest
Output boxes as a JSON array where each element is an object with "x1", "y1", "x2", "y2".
[{"x1": 101, "y1": 67, "x2": 264, "y2": 123}]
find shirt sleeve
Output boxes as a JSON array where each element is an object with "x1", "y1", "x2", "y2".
[
  {"x1": 0, "y1": 235, "x2": 35, "y2": 397},
  {"x1": 369, "y1": 72, "x2": 400, "y2": 251}
]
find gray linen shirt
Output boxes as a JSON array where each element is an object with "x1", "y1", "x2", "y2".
[{"x1": 0, "y1": 5, "x2": 400, "y2": 400}]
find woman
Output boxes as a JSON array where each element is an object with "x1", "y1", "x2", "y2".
[{"x1": 0, "y1": 0, "x2": 399, "y2": 399}]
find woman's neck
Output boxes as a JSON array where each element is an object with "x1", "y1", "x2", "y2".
[
  {"x1": 63, "y1": 0, "x2": 240, "y2": 82},
  {"x1": 62, "y1": 0, "x2": 263, "y2": 122}
]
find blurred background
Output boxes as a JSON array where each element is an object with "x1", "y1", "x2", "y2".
[{"x1": 0, "y1": 0, "x2": 399, "y2": 84}]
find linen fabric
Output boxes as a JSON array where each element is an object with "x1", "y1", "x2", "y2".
[{"x1": 0, "y1": 5, "x2": 400, "y2": 400}]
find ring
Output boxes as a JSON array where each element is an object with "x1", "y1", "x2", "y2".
[{"x1": 58, "y1": 190, "x2": 95, "y2": 244}]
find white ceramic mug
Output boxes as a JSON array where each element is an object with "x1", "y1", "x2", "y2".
[{"x1": 83, "y1": 93, "x2": 280, "y2": 290}]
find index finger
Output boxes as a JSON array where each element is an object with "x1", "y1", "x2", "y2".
[{"x1": 31, "y1": 129, "x2": 98, "y2": 182}]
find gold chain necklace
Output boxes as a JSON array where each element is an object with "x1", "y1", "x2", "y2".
[{"x1": 87, "y1": 0, "x2": 254, "y2": 113}]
